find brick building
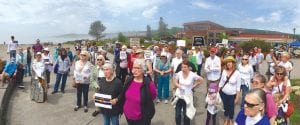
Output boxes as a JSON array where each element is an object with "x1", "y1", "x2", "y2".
[{"x1": 177, "y1": 21, "x2": 292, "y2": 44}]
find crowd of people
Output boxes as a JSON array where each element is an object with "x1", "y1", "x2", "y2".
[{"x1": 0, "y1": 35, "x2": 296, "y2": 125}]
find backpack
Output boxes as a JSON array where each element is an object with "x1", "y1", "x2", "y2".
[{"x1": 275, "y1": 107, "x2": 287, "y2": 125}]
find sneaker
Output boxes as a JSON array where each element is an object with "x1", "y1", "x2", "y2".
[
  {"x1": 164, "y1": 100, "x2": 168, "y2": 104},
  {"x1": 92, "y1": 110, "x2": 99, "y2": 117},
  {"x1": 74, "y1": 106, "x2": 80, "y2": 111},
  {"x1": 84, "y1": 106, "x2": 88, "y2": 113},
  {"x1": 156, "y1": 99, "x2": 160, "y2": 103},
  {"x1": 18, "y1": 84, "x2": 25, "y2": 89},
  {"x1": 51, "y1": 91, "x2": 57, "y2": 94}
]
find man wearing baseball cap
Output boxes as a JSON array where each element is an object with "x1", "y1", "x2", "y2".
[{"x1": 204, "y1": 47, "x2": 221, "y2": 87}]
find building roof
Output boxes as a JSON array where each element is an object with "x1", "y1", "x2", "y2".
[
  {"x1": 226, "y1": 28, "x2": 288, "y2": 35},
  {"x1": 183, "y1": 21, "x2": 225, "y2": 28}
]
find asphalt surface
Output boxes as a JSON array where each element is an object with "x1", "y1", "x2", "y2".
[{"x1": 6, "y1": 55, "x2": 300, "y2": 125}]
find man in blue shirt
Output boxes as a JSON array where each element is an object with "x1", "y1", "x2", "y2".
[{"x1": 0, "y1": 58, "x2": 17, "y2": 87}]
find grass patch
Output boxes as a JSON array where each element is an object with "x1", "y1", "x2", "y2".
[
  {"x1": 289, "y1": 93, "x2": 300, "y2": 124},
  {"x1": 291, "y1": 79, "x2": 300, "y2": 86},
  {"x1": 290, "y1": 79, "x2": 300, "y2": 124}
]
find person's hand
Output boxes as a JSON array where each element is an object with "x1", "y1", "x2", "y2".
[
  {"x1": 160, "y1": 71, "x2": 164, "y2": 75},
  {"x1": 234, "y1": 98, "x2": 239, "y2": 104},
  {"x1": 110, "y1": 98, "x2": 118, "y2": 105}
]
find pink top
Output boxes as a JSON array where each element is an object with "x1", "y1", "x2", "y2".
[
  {"x1": 264, "y1": 89, "x2": 277, "y2": 118},
  {"x1": 124, "y1": 80, "x2": 157, "y2": 120}
]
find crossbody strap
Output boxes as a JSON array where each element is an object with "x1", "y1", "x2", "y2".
[{"x1": 221, "y1": 70, "x2": 236, "y2": 90}]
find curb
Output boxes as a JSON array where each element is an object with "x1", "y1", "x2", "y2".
[{"x1": 0, "y1": 79, "x2": 16, "y2": 125}]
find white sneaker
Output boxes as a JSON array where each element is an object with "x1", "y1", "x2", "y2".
[
  {"x1": 164, "y1": 100, "x2": 168, "y2": 104},
  {"x1": 156, "y1": 99, "x2": 160, "y2": 103}
]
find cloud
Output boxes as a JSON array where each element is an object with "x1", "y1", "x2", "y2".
[
  {"x1": 270, "y1": 11, "x2": 281, "y2": 22},
  {"x1": 142, "y1": 6, "x2": 158, "y2": 18},
  {"x1": 253, "y1": 17, "x2": 266, "y2": 23},
  {"x1": 193, "y1": 0, "x2": 214, "y2": 9}
]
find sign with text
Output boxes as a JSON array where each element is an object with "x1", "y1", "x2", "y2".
[
  {"x1": 130, "y1": 38, "x2": 140, "y2": 47},
  {"x1": 94, "y1": 93, "x2": 112, "y2": 109},
  {"x1": 144, "y1": 50, "x2": 152, "y2": 60},
  {"x1": 193, "y1": 36, "x2": 205, "y2": 46},
  {"x1": 176, "y1": 40, "x2": 186, "y2": 47}
]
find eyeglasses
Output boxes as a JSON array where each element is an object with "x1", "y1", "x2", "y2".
[
  {"x1": 242, "y1": 58, "x2": 248, "y2": 60},
  {"x1": 244, "y1": 100, "x2": 260, "y2": 108},
  {"x1": 81, "y1": 55, "x2": 87, "y2": 57},
  {"x1": 97, "y1": 59, "x2": 103, "y2": 61}
]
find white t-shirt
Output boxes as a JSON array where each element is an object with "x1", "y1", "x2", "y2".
[
  {"x1": 176, "y1": 71, "x2": 200, "y2": 95},
  {"x1": 238, "y1": 64, "x2": 254, "y2": 87},
  {"x1": 248, "y1": 56, "x2": 257, "y2": 66},
  {"x1": 256, "y1": 53, "x2": 264, "y2": 63},
  {"x1": 278, "y1": 61, "x2": 293, "y2": 71},
  {"x1": 171, "y1": 57, "x2": 182, "y2": 74},
  {"x1": 271, "y1": 77, "x2": 291, "y2": 94},
  {"x1": 196, "y1": 51, "x2": 204, "y2": 65},
  {"x1": 219, "y1": 70, "x2": 241, "y2": 95}
]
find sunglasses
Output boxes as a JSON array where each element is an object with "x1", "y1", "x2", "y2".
[
  {"x1": 244, "y1": 100, "x2": 260, "y2": 108},
  {"x1": 242, "y1": 58, "x2": 248, "y2": 60},
  {"x1": 97, "y1": 59, "x2": 103, "y2": 61},
  {"x1": 276, "y1": 73, "x2": 284, "y2": 76},
  {"x1": 81, "y1": 55, "x2": 87, "y2": 56}
]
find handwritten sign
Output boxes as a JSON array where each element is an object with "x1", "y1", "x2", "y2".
[{"x1": 176, "y1": 40, "x2": 186, "y2": 47}]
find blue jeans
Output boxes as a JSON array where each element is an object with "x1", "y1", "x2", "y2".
[
  {"x1": 197, "y1": 64, "x2": 202, "y2": 76},
  {"x1": 220, "y1": 91, "x2": 236, "y2": 119},
  {"x1": 54, "y1": 73, "x2": 68, "y2": 92},
  {"x1": 103, "y1": 114, "x2": 119, "y2": 125},
  {"x1": 26, "y1": 62, "x2": 31, "y2": 76},
  {"x1": 240, "y1": 85, "x2": 249, "y2": 109},
  {"x1": 175, "y1": 99, "x2": 190, "y2": 125},
  {"x1": 157, "y1": 75, "x2": 169, "y2": 99},
  {"x1": 10, "y1": 50, "x2": 16, "y2": 59}
]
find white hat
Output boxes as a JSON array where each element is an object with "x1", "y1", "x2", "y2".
[
  {"x1": 43, "y1": 47, "x2": 49, "y2": 51},
  {"x1": 161, "y1": 52, "x2": 167, "y2": 57},
  {"x1": 36, "y1": 52, "x2": 42, "y2": 55}
]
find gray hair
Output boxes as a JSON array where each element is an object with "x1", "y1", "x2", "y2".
[
  {"x1": 246, "y1": 88, "x2": 266, "y2": 114},
  {"x1": 133, "y1": 59, "x2": 147, "y2": 72},
  {"x1": 252, "y1": 74, "x2": 266, "y2": 85},
  {"x1": 103, "y1": 63, "x2": 116, "y2": 78}
]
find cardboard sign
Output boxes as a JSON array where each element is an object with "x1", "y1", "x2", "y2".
[
  {"x1": 193, "y1": 36, "x2": 205, "y2": 46},
  {"x1": 120, "y1": 51, "x2": 127, "y2": 60},
  {"x1": 222, "y1": 39, "x2": 228, "y2": 45},
  {"x1": 176, "y1": 40, "x2": 186, "y2": 47},
  {"x1": 130, "y1": 38, "x2": 140, "y2": 47},
  {"x1": 94, "y1": 93, "x2": 112, "y2": 109},
  {"x1": 144, "y1": 50, "x2": 152, "y2": 60}
]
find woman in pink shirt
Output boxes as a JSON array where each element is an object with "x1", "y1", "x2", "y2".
[{"x1": 121, "y1": 59, "x2": 157, "y2": 125}]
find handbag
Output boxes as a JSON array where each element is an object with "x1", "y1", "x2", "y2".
[
  {"x1": 278, "y1": 84, "x2": 294, "y2": 118},
  {"x1": 54, "y1": 63, "x2": 59, "y2": 74}
]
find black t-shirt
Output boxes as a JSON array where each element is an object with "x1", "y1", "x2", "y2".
[
  {"x1": 175, "y1": 61, "x2": 197, "y2": 73},
  {"x1": 97, "y1": 77, "x2": 123, "y2": 116}
]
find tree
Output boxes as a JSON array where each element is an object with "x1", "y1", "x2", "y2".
[
  {"x1": 118, "y1": 32, "x2": 127, "y2": 43},
  {"x1": 158, "y1": 17, "x2": 168, "y2": 39},
  {"x1": 146, "y1": 25, "x2": 152, "y2": 40},
  {"x1": 88, "y1": 20, "x2": 106, "y2": 41}
]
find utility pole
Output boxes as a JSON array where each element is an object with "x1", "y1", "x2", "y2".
[{"x1": 293, "y1": 28, "x2": 296, "y2": 41}]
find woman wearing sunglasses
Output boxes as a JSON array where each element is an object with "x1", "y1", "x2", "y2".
[
  {"x1": 267, "y1": 66, "x2": 291, "y2": 106},
  {"x1": 251, "y1": 74, "x2": 277, "y2": 125},
  {"x1": 90, "y1": 55, "x2": 106, "y2": 116},
  {"x1": 238, "y1": 55, "x2": 254, "y2": 109},
  {"x1": 235, "y1": 88, "x2": 270, "y2": 125}
]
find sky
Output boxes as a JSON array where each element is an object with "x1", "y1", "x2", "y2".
[{"x1": 0, "y1": 0, "x2": 300, "y2": 43}]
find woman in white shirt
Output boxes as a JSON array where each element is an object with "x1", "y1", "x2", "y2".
[
  {"x1": 267, "y1": 66, "x2": 291, "y2": 105},
  {"x1": 174, "y1": 62, "x2": 204, "y2": 125},
  {"x1": 32, "y1": 52, "x2": 46, "y2": 102},
  {"x1": 238, "y1": 55, "x2": 254, "y2": 109},
  {"x1": 248, "y1": 51, "x2": 258, "y2": 72},
  {"x1": 219, "y1": 56, "x2": 241, "y2": 125},
  {"x1": 41, "y1": 47, "x2": 53, "y2": 87},
  {"x1": 73, "y1": 51, "x2": 93, "y2": 112}
]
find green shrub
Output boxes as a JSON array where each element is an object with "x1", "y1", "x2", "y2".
[{"x1": 239, "y1": 39, "x2": 272, "y2": 53}]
